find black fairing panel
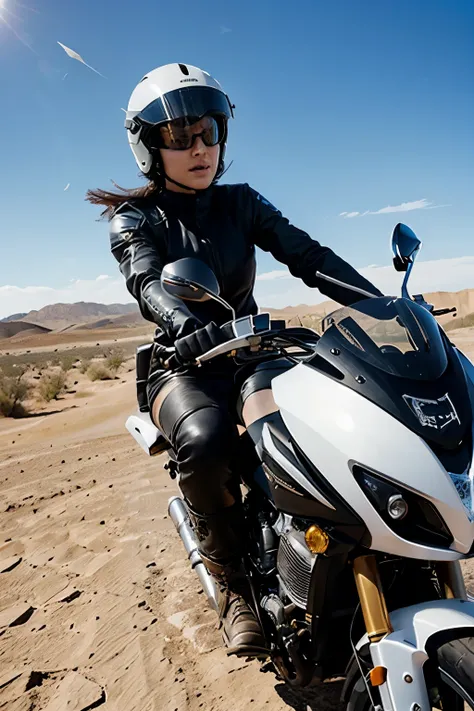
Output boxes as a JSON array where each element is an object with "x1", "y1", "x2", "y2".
[
  {"x1": 307, "y1": 328, "x2": 472, "y2": 467},
  {"x1": 258, "y1": 413, "x2": 368, "y2": 546}
]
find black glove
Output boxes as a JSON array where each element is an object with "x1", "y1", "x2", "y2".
[{"x1": 174, "y1": 321, "x2": 228, "y2": 365}]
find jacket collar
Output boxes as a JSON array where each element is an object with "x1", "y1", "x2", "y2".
[{"x1": 157, "y1": 186, "x2": 214, "y2": 218}]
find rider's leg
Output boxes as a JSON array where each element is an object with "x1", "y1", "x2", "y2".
[
  {"x1": 238, "y1": 356, "x2": 294, "y2": 430},
  {"x1": 149, "y1": 369, "x2": 267, "y2": 657},
  {"x1": 241, "y1": 388, "x2": 278, "y2": 428}
]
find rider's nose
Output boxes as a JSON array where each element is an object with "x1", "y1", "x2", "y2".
[{"x1": 191, "y1": 136, "x2": 206, "y2": 155}]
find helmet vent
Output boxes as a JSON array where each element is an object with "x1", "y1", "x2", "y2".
[{"x1": 178, "y1": 63, "x2": 190, "y2": 76}]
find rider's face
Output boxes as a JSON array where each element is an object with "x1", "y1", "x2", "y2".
[{"x1": 159, "y1": 118, "x2": 220, "y2": 193}]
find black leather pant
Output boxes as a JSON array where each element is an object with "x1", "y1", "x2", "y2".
[
  {"x1": 147, "y1": 357, "x2": 292, "y2": 564},
  {"x1": 147, "y1": 357, "x2": 292, "y2": 516},
  {"x1": 148, "y1": 362, "x2": 246, "y2": 514}
]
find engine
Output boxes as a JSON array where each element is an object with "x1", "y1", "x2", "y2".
[{"x1": 277, "y1": 528, "x2": 315, "y2": 608}]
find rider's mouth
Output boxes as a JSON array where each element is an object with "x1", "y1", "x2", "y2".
[{"x1": 189, "y1": 165, "x2": 210, "y2": 173}]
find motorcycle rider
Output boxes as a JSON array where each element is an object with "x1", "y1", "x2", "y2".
[{"x1": 86, "y1": 63, "x2": 382, "y2": 657}]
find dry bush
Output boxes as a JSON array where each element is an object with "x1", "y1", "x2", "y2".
[
  {"x1": 104, "y1": 348, "x2": 125, "y2": 373},
  {"x1": 0, "y1": 369, "x2": 30, "y2": 417},
  {"x1": 37, "y1": 369, "x2": 68, "y2": 402},
  {"x1": 87, "y1": 363, "x2": 114, "y2": 381},
  {"x1": 60, "y1": 354, "x2": 76, "y2": 371},
  {"x1": 79, "y1": 358, "x2": 91, "y2": 374}
]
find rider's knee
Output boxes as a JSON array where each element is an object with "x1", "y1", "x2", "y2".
[{"x1": 175, "y1": 407, "x2": 238, "y2": 510}]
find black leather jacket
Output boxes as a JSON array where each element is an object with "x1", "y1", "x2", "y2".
[{"x1": 109, "y1": 182, "x2": 382, "y2": 345}]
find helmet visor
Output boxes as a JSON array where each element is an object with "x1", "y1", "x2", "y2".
[{"x1": 138, "y1": 86, "x2": 233, "y2": 126}]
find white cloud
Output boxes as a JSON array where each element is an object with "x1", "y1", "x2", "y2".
[
  {"x1": 0, "y1": 275, "x2": 130, "y2": 319},
  {"x1": 254, "y1": 255, "x2": 474, "y2": 308},
  {"x1": 340, "y1": 198, "x2": 451, "y2": 218}
]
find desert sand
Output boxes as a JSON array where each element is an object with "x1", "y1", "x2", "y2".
[{"x1": 1, "y1": 325, "x2": 474, "y2": 711}]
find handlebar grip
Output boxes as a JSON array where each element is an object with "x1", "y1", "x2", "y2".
[{"x1": 432, "y1": 306, "x2": 457, "y2": 317}]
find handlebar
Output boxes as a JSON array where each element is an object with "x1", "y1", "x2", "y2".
[
  {"x1": 432, "y1": 306, "x2": 457, "y2": 317},
  {"x1": 160, "y1": 298, "x2": 457, "y2": 371},
  {"x1": 160, "y1": 314, "x2": 319, "y2": 370}
]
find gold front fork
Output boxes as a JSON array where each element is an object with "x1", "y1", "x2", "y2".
[
  {"x1": 436, "y1": 561, "x2": 467, "y2": 599},
  {"x1": 353, "y1": 555, "x2": 393, "y2": 643}
]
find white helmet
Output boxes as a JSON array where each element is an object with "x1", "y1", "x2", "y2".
[{"x1": 125, "y1": 63, "x2": 234, "y2": 180}]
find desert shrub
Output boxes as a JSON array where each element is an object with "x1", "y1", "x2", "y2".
[
  {"x1": 37, "y1": 369, "x2": 68, "y2": 402},
  {"x1": 60, "y1": 354, "x2": 76, "y2": 371},
  {"x1": 87, "y1": 363, "x2": 113, "y2": 381},
  {"x1": 0, "y1": 370, "x2": 30, "y2": 417},
  {"x1": 79, "y1": 358, "x2": 91, "y2": 374},
  {"x1": 104, "y1": 348, "x2": 125, "y2": 373}
]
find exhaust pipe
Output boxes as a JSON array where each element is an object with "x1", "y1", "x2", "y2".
[{"x1": 168, "y1": 496, "x2": 219, "y2": 612}]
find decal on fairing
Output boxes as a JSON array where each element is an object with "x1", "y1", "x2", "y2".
[
  {"x1": 403, "y1": 392, "x2": 460, "y2": 430},
  {"x1": 448, "y1": 469, "x2": 474, "y2": 522},
  {"x1": 403, "y1": 392, "x2": 473, "y2": 519}
]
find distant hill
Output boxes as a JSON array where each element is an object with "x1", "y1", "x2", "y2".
[
  {"x1": 267, "y1": 288, "x2": 474, "y2": 330},
  {"x1": 0, "y1": 321, "x2": 52, "y2": 339},
  {"x1": 0, "y1": 312, "x2": 28, "y2": 323},
  {"x1": 1, "y1": 288, "x2": 473, "y2": 335},
  {"x1": 65, "y1": 313, "x2": 149, "y2": 331},
  {"x1": 18, "y1": 301, "x2": 140, "y2": 331},
  {"x1": 445, "y1": 313, "x2": 474, "y2": 332}
]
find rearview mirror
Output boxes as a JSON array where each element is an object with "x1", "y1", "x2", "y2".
[
  {"x1": 391, "y1": 224, "x2": 422, "y2": 301},
  {"x1": 161, "y1": 258, "x2": 220, "y2": 302},
  {"x1": 161, "y1": 258, "x2": 235, "y2": 318},
  {"x1": 391, "y1": 223, "x2": 422, "y2": 272}
]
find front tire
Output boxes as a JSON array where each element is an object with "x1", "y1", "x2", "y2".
[
  {"x1": 345, "y1": 637, "x2": 474, "y2": 709},
  {"x1": 436, "y1": 637, "x2": 474, "y2": 708}
]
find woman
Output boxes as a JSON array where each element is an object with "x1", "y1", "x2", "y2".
[{"x1": 87, "y1": 62, "x2": 382, "y2": 658}]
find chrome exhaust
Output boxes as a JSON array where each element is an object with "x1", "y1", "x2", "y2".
[{"x1": 168, "y1": 496, "x2": 219, "y2": 612}]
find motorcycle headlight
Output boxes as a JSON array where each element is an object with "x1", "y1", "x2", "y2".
[{"x1": 353, "y1": 465, "x2": 453, "y2": 548}]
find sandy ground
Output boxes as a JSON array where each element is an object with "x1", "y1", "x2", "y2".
[
  {"x1": 1, "y1": 332, "x2": 474, "y2": 711},
  {"x1": 0, "y1": 327, "x2": 154, "y2": 355},
  {"x1": 0, "y1": 365, "x2": 346, "y2": 711}
]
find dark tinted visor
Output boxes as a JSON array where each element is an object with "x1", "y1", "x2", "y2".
[{"x1": 138, "y1": 86, "x2": 233, "y2": 126}]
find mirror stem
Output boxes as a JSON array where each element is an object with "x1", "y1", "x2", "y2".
[
  {"x1": 209, "y1": 293, "x2": 236, "y2": 320},
  {"x1": 401, "y1": 262, "x2": 413, "y2": 300},
  {"x1": 315, "y1": 271, "x2": 378, "y2": 299}
]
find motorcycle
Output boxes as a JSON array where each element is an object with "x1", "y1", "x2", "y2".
[{"x1": 126, "y1": 223, "x2": 474, "y2": 710}]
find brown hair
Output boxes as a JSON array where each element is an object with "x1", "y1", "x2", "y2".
[{"x1": 85, "y1": 179, "x2": 160, "y2": 219}]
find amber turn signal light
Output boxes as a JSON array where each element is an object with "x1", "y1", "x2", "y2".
[{"x1": 305, "y1": 525, "x2": 329, "y2": 554}]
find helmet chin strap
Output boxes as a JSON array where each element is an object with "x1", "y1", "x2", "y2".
[{"x1": 164, "y1": 173, "x2": 196, "y2": 192}]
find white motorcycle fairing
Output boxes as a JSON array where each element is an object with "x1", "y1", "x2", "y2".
[
  {"x1": 356, "y1": 598, "x2": 474, "y2": 710},
  {"x1": 125, "y1": 411, "x2": 168, "y2": 456},
  {"x1": 271, "y1": 362, "x2": 474, "y2": 559}
]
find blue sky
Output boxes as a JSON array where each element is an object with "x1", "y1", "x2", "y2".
[{"x1": 0, "y1": 0, "x2": 473, "y2": 316}]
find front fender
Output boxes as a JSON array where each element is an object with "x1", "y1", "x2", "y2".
[{"x1": 356, "y1": 599, "x2": 474, "y2": 710}]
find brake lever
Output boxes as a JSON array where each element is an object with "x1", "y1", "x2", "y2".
[{"x1": 432, "y1": 306, "x2": 457, "y2": 317}]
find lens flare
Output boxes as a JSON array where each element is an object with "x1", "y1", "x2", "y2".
[{"x1": 0, "y1": 0, "x2": 39, "y2": 54}]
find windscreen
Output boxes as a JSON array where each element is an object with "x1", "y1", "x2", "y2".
[{"x1": 321, "y1": 296, "x2": 448, "y2": 380}]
